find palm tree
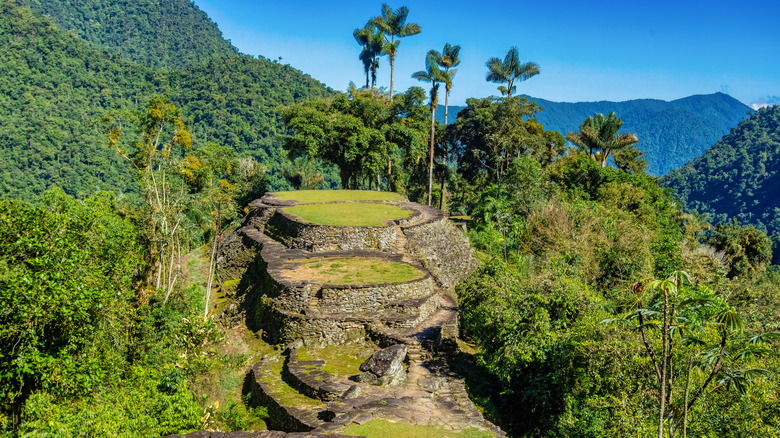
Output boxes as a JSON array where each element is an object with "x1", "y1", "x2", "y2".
[
  {"x1": 412, "y1": 50, "x2": 445, "y2": 206},
  {"x1": 485, "y1": 46, "x2": 539, "y2": 97},
  {"x1": 354, "y1": 22, "x2": 383, "y2": 89},
  {"x1": 372, "y1": 4, "x2": 421, "y2": 100},
  {"x1": 436, "y1": 43, "x2": 461, "y2": 126},
  {"x1": 354, "y1": 26, "x2": 372, "y2": 89},
  {"x1": 566, "y1": 112, "x2": 639, "y2": 167}
]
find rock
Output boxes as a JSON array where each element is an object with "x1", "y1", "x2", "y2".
[
  {"x1": 356, "y1": 344, "x2": 407, "y2": 386},
  {"x1": 341, "y1": 384, "x2": 362, "y2": 399}
]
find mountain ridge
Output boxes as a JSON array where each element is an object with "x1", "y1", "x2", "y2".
[
  {"x1": 437, "y1": 92, "x2": 751, "y2": 175},
  {"x1": 661, "y1": 105, "x2": 780, "y2": 240},
  {"x1": 16, "y1": 0, "x2": 240, "y2": 69},
  {"x1": 0, "y1": 0, "x2": 333, "y2": 201}
]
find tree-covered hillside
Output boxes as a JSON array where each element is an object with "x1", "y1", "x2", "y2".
[
  {"x1": 0, "y1": 1, "x2": 334, "y2": 201},
  {"x1": 532, "y1": 93, "x2": 751, "y2": 175},
  {"x1": 16, "y1": 0, "x2": 239, "y2": 69},
  {"x1": 437, "y1": 93, "x2": 751, "y2": 175},
  {"x1": 662, "y1": 105, "x2": 780, "y2": 241}
]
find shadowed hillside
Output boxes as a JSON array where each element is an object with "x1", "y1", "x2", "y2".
[
  {"x1": 17, "y1": 0, "x2": 239, "y2": 69},
  {"x1": 662, "y1": 105, "x2": 780, "y2": 239},
  {"x1": 0, "y1": 1, "x2": 334, "y2": 201}
]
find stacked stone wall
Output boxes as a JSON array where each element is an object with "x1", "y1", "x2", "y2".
[
  {"x1": 317, "y1": 276, "x2": 434, "y2": 314},
  {"x1": 265, "y1": 210, "x2": 398, "y2": 252},
  {"x1": 267, "y1": 310, "x2": 368, "y2": 347},
  {"x1": 249, "y1": 360, "x2": 318, "y2": 432},
  {"x1": 403, "y1": 217, "x2": 477, "y2": 290}
]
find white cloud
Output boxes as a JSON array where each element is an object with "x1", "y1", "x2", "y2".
[{"x1": 750, "y1": 95, "x2": 780, "y2": 110}]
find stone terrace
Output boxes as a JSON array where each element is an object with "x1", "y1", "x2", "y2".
[{"x1": 215, "y1": 191, "x2": 502, "y2": 437}]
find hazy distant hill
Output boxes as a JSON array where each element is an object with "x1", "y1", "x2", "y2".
[
  {"x1": 661, "y1": 105, "x2": 780, "y2": 237},
  {"x1": 437, "y1": 93, "x2": 751, "y2": 175},
  {"x1": 17, "y1": 0, "x2": 239, "y2": 69},
  {"x1": 0, "y1": 2, "x2": 332, "y2": 201}
]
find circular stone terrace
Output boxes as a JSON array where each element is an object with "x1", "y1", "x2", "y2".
[
  {"x1": 279, "y1": 256, "x2": 426, "y2": 286},
  {"x1": 263, "y1": 190, "x2": 416, "y2": 228}
]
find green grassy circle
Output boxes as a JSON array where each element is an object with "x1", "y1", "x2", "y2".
[
  {"x1": 273, "y1": 190, "x2": 405, "y2": 203},
  {"x1": 282, "y1": 257, "x2": 425, "y2": 285},
  {"x1": 283, "y1": 202, "x2": 412, "y2": 226}
]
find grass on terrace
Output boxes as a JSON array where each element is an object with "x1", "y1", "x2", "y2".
[
  {"x1": 283, "y1": 202, "x2": 412, "y2": 226},
  {"x1": 343, "y1": 420, "x2": 494, "y2": 438},
  {"x1": 297, "y1": 341, "x2": 377, "y2": 379},
  {"x1": 273, "y1": 189, "x2": 405, "y2": 203},
  {"x1": 281, "y1": 257, "x2": 424, "y2": 285},
  {"x1": 260, "y1": 351, "x2": 325, "y2": 409}
]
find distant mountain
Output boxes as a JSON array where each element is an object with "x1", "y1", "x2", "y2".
[
  {"x1": 437, "y1": 93, "x2": 751, "y2": 175},
  {"x1": 17, "y1": 0, "x2": 239, "y2": 69},
  {"x1": 661, "y1": 105, "x2": 780, "y2": 238},
  {"x1": 0, "y1": 1, "x2": 332, "y2": 201}
]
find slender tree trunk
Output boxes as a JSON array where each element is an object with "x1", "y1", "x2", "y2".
[
  {"x1": 659, "y1": 287, "x2": 670, "y2": 438},
  {"x1": 428, "y1": 104, "x2": 436, "y2": 206},
  {"x1": 389, "y1": 36, "x2": 395, "y2": 100},
  {"x1": 204, "y1": 204, "x2": 221, "y2": 319},
  {"x1": 387, "y1": 158, "x2": 392, "y2": 191},
  {"x1": 683, "y1": 355, "x2": 693, "y2": 438},
  {"x1": 444, "y1": 90, "x2": 449, "y2": 126},
  {"x1": 439, "y1": 171, "x2": 445, "y2": 211}
]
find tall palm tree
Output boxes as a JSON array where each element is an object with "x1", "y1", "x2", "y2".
[
  {"x1": 566, "y1": 112, "x2": 639, "y2": 167},
  {"x1": 485, "y1": 46, "x2": 539, "y2": 97},
  {"x1": 353, "y1": 22, "x2": 383, "y2": 89},
  {"x1": 367, "y1": 30, "x2": 383, "y2": 89},
  {"x1": 412, "y1": 50, "x2": 445, "y2": 206},
  {"x1": 355, "y1": 38, "x2": 372, "y2": 88},
  {"x1": 372, "y1": 4, "x2": 421, "y2": 100},
  {"x1": 436, "y1": 43, "x2": 461, "y2": 126}
]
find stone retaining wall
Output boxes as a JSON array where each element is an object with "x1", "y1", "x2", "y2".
[
  {"x1": 403, "y1": 217, "x2": 477, "y2": 290},
  {"x1": 284, "y1": 347, "x2": 351, "y2": 401},
  {"x1": 265, "y1": 210, "x2": 398, "y2": 253},
  {"x1": 248, "y1": 359, "x2": 320, "y2": 432},
  {"x1": 316, "y1": 276, "x2": 435, "y2": 314},
  {"x1": 266, "y1": 310, "x2": 369, "y2": 347}
]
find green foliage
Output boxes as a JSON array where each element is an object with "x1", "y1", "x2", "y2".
[
  {"x1": 565, "y1": 112, "x2": 639, "y2": 168},
  {"x1": 485, "y1": 47, "x2": 540, "y2": 97},
  {"x1": 17, "y1": 367, "x2": 202, "y2": 437},
  {"x1": 18, "y1": 0, "x2": 239, "y2": 69},
  {"x1": 707, "y1": 219, "x2": 773, "y2": 278},
  {"x1": 282, "y1": 87, "x2": 429, "y2": 193},
  {"x1": 0, "y1": 2, "x2": 334, "y2": 202},
  {"x1": 447, "y1": 96, "x2": 564, "y2": 212},
  {"x1": 0, "y1": 188, "x2": 143, "y2": 418},
  {"x1": 454, "y1": 136, "x2": 780, "y2": 436},
  {"x1": 663, "y1": 105, "x2": 780, "y2": 244}
]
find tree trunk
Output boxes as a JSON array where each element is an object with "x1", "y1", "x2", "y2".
[
  {"x1": 439, "y1": 170, "x2": 445, "y2": 211},
  {"x1": 389, "y1": 36, "x2": 395, "y2": 100},
  {"x1": 428, "y1": 105, "x2": 436, "y2": 206},
  {"x1": 683, "y1": 355, "x2": 693, "y2": 438},
  {"x1": 659, "y1": 287, "x2": 670, "y2": 438},
  {"x1": 444, "y1": 90, "x2": 449, "y2": 126}
]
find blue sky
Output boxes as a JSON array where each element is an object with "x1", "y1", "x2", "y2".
[{"x1": 193, "y1": 0, "x2": 779, "y2": 107}]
